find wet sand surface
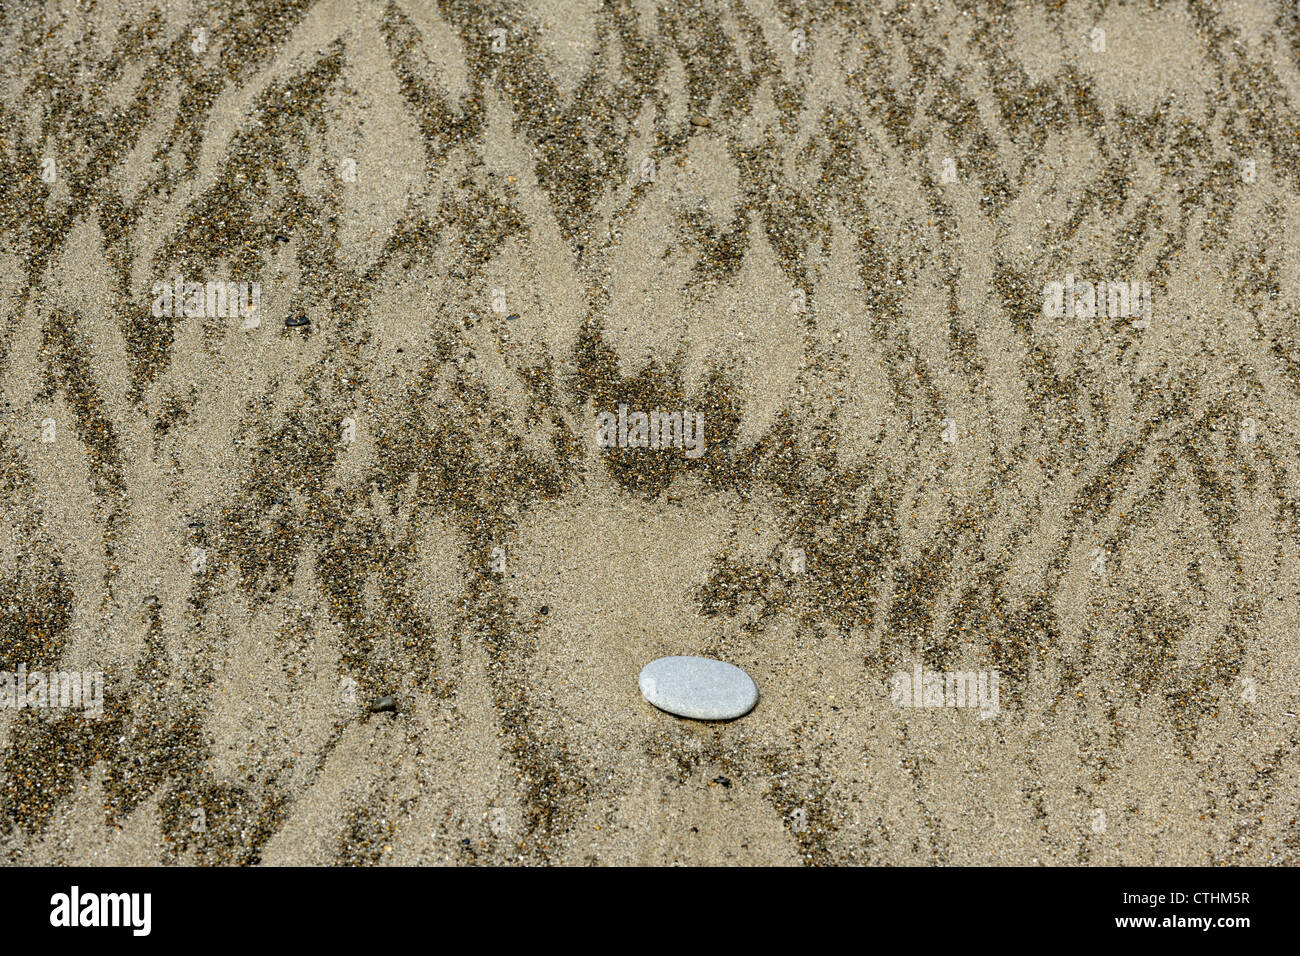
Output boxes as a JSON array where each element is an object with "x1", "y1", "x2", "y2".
[{"x1": 1, "y1": 0, "x2": 1299, "y2": 865}]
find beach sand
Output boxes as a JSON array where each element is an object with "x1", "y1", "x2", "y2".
[{"x1": 1, "y1": 0, "x2": 1298, "y2": 865}]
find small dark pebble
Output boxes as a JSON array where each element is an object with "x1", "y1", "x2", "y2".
[
  {"x1": 369, "y1": 696, "x2": 396, "y2": 713},
  {"x1": 506, "y1": 313, "x2": 520, "y2": 321},
  {"x1": 285, "y1": 315, "x2": 310, "y2": 328},
  {"x1": 460, "y1": 838, "x2": 471, "y2": 847},
  {"x1": 274, "y1": 234, "x2": 289, "y2": 243},
  {"x1": 540, "y1": 605, "x2": 548, "y2": 615},
  {"x1": 712, "y1": 776, "x2": 731, "y2": 788}
]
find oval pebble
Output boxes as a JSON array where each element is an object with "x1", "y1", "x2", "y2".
[{"x1": 639, "y1": 656, "x2": 758, "y2": 721}]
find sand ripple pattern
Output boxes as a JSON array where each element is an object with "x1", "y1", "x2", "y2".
[{"x1": 1, "y1": 0, "x2": 1298, "y2": 864}]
